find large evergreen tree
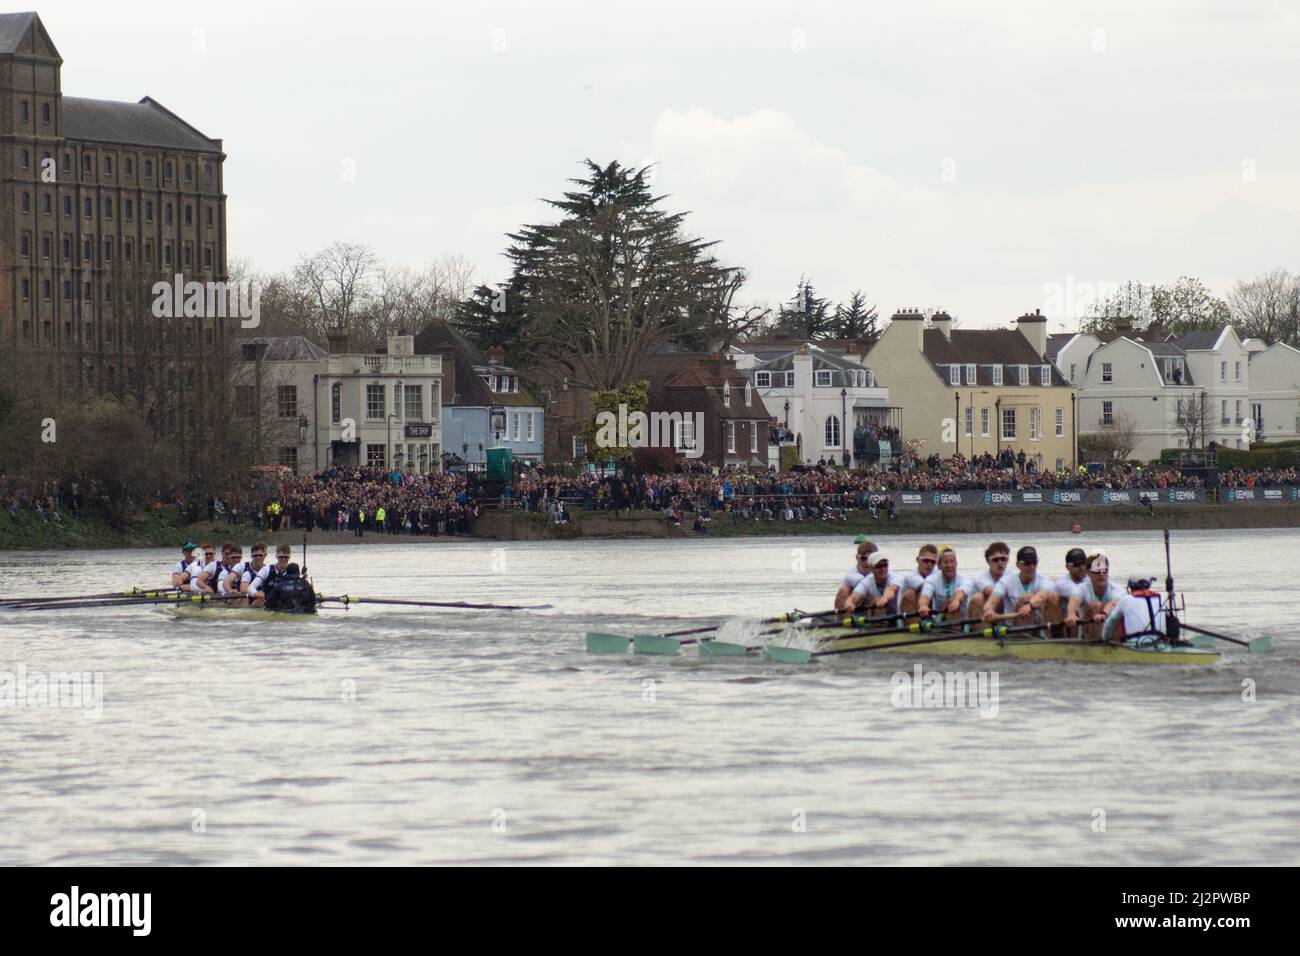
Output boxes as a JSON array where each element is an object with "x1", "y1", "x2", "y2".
[
  {"x1": 831, "y1": 290, "x2": 880, "y2": 340},
  {"x1": 771, "y1": 277, "x2": 834, "y2": 339}
]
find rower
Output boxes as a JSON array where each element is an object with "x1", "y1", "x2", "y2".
[
  {"x1": 967, "y1": 541, "x2": 1011, "y2": 620},
  {"x1": 219, "y1": 545, "x2": 245, "y2": 602},
  {"x1": 236, "y1": 543, "x2": 269, "y2": 606},
  {"x1": 983, "y1": 545, "x2": 1058, "y2": 624},
  {"x1": 263, "y1": 562, "x2": 317, "y2": 614},
  {"x1": 834, "y1": 539, "x2": 877, "y2": 611},
  {"x1": 172, "y1": 542, "x2": 198, "y2": 589},
  {"x1": 843, "y1": 552, "x2": 904, "y2": 619},
  {"x1": 1064, "y1": 552, "x2": 1125, "y2": 637},
  {"x1": 190, "y1": 543, "x2": 218, "y2": 594},
  {"x1": 248, "y1": 543, "x2": 291, "y2": 606},
  {"x1": 1055, "y1": 547, "x2": 1089, "y2": 603},
  {"x1": 917, "y1": 546, "x2": 973, "y2": 621},
  {"x1": 899, "y1": 544, "x2": 939, "y2": 616},
  {"x1": 1101, "y1": 573, "x2": 1167, "y2": 646},
  {"x1": 198, "y1": 542, "x2": 234, "y2": 597}
]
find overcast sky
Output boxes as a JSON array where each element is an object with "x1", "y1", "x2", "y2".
[{"x1": 41, "y1": 0, "x2": 1300, "y2": 329}]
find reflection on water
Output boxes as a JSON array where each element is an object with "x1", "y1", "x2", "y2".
[{"x1": 0, "y1": 529, "x2": 1296, "y2": 865}]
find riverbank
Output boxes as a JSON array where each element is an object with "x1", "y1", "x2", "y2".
[{"x1": 8, "y1": 501, "x2": 1300, "y2": 549}]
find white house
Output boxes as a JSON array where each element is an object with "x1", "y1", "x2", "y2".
[
  {"x1": 730, "y1": 342, "x2": 894, "y2": 466},
  {"x1": 1246, "y1": 341, "x2": 1300, "y2": 443}
]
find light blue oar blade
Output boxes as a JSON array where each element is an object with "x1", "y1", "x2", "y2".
[
  {"x1": 632, "y1": 634, "x2": 680, "y2": 656},
  {"x1": 699, "y1": 639, "x2": 749, "y2": 657},
  {"x1": 1190, "y1": 634, "x2": 1216, "y2": 649},
  {"x1": 1248, "y1": 635, "x2": 1274, "y2": 653},
  {"x1": 762, "y1": 645, "x2": 814, "y2": 664},
  {"x1": 586, "y1": 632, "x2": 631, "y2": 655}
]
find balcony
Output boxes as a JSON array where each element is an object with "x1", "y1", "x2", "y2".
[{"x1": 326, "y1": 354, "x2": 442, "y2": 375}]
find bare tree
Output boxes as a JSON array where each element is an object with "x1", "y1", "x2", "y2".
[
  {"x1": 1175, "y1": 391, "x2": 1211, "y2": 449},
  {"x1": 292, "y1": 241, "x2": 380, "y2": 338},
  {"x1": 1228, "y1": 268, "x2": 1300, "y2": 346}
]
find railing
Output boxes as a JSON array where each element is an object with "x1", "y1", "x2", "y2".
[{"x1": 326, "y1": 354, "x2": 442, "y2": 375}]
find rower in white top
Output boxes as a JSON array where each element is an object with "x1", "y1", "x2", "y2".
[
  {"x1": 190, "y1": 543, "x2": 217, "y2": 594},
  {"x1": 171, "y1": 542, "x2": 198, "y2": 589},
  {"x1": 917, "y1": 546, "x2": 974, "y2": 621},
  {"x1": 834, "y1": 540, "x2": 877, "y2": 611},
  {"x1": 898, "y1": 544, "x2": 940, "y2": 616},
  {"x1": 967, "y1": 541, "x2": 1011, "y2": 620},
  {"x1": 844, "y1": 552, "x2": 905, "y2": 619},
  {"x1": 1065, "y1": 551, "x2": 1125, "y2": 638},
  {"x1": 1055, "y1": 547, "x2": 1089, "y2": 601},
  {"x1": 982, "y1": 546, "x2": 1059, "y2": 623}
]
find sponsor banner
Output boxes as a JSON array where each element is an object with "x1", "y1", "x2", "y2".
[
  {"x1": 891, "y1": 488, "x2": 1209, "y2": 508},
  {"x1": 1223, "y1": 486, "x2": 1300, "y2": 504}
]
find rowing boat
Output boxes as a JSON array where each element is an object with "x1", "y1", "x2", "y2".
[
  {"x1": 170, "y1": 603, "x2": 317, "y2": 622},
  {"x1": 758, "y1": 621, "x2": 1221, "y2": 666}
]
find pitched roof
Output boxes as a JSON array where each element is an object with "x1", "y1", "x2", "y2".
[
  {"x1": 749, "y1": 344, "x2": 866, "y2": 373},
  {"x1": 1046, "y1": 333, "x2": 1074, "y2": 362},
  {"x1": 61, "y1": 96, "x2": 223, "y2": 153},
  {"x1": 0, "y1": 11, "x2": 39, "y2": 54},
  {"x1": 921, "y1": 329, "x2": 1069, "y2": 386},
  {"x1": 412, "y1": 320, "x2": 538, "y2": 407},
  {"x1": 1169, "y1": 328, "x2": 1228, "y2": 351},
  {"x1": 658, "y1": 357, "x2": 772, "y2": 420},
  {"x1": 234, "y1": 336, "x2": 327, "y2": 362}
]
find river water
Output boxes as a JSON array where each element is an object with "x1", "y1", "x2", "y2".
[{"x1": 1, "y1": 529, "x2": 1296, "y2": 865}]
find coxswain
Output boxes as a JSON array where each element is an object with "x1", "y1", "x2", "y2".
[
  {"x1": 983, "y1": 545, "x2": 1058, "y2": 623},
  {"x1": 844, "y1": 552, "x2": 904, "y2": 619},
  {"x1": 171, "y1": 542, "x2": 198, "y2": 589},
  {"x1": 834, "y1": 539, "x2": 877, "y2": 611},
  {"x1": 264, "y1": 562, "x2": 317, "y2": 614},
  {"x1": 1064, "y1": 552, "x2": 1125, "y2": 637},
  {"x1": 967, "y1": 541, "x2": 1011, "y2": 620},
  {"x1": 917, "y1": 546, "x2": 973, "y2": 621},
  {"x1": 1101, "y1": 573, "x2": 1167, "y2": 645},
  {"x1": 898, "y1": 544, "x2": 939, "y2": 616}
]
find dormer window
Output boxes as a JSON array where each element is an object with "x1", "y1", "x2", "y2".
[
  {"x1": 1018, "y1": 364, "x2": 1030, "y2": 385},
  {"x1": 744, "y1": 382, "x2": 752, "y2": 405},
  {"x1": 991, "y1": 366, "x2": 1003, "y2": 386},
  {"x1": 815, "y1": 370, "x2": 832, "y2": 387},
  {"x1": 755, "y1": 371, "x2": 772, "y2": 388},
  {"x1": 948, "y1": 365, "x2": 960, "y2": 386},
  {"x1": 1040, "y1": 364, "x2": 1051, "y2": 385},
  {"x1": 722, "y1": 381, "x2": 731, "y2": 407},
  {"x1": 965, "y1": 364, "x2": 976, "y2": 385}
]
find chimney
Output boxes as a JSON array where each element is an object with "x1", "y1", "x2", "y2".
[
  {"x1": 326, "y1": 330, "x2": 350, "y2": 354},
  {"x1": 387, "y1": 333, "x2": 415, "y2": 357},
  {"x1": 486, "y1": 345, "x2": 506, "y2": 366},
  {"x1": 931, "y1": 310, "x2": 953, "y2": 341},
  {"x1": 889, "y1": 307, "x2": 925, "y2": 351},
  {"x1": 438, "y1": 345, "x2": 457, "y2": 402},
  {"x1": 1015, "y1": 308, "x2": 1048, "y2": 357}
]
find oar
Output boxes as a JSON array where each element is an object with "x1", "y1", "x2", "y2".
[
  {"x1": 9, "y1": 592, "x2": 257, "y2": 612},
  {"x1": 318, "y1": 595, "x2": 553, "y2": 611},
  {"x1": 764, "y1": 621, "x2": 1048, "y2": 664},
  {"x1": 0, "y1": 587, "x2": 182, "y2": 607},
  {"x1": 1179, "y1": 622, "x2": 1273, "y2": 653}
]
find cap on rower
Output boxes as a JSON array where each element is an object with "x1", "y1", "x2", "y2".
[
  {"x1": 865, "y1": 552, "x2": 889, "y2": 567},
  {"x1": 1065, "y1": 547, "x2": 1087, "y2": 565},
  {"x1": 1088, "y1": 551, "x2": 1109, "y2": 572},
  {"x1": 1127, "y1": 572, "x2": 1154, "y2": 590},
  {"x1": 182, "y1": 541, "x2": 197, "y2": 552},
  {"x1": 1016, "y1": 546, "x2": 1038, "y2": 563}
]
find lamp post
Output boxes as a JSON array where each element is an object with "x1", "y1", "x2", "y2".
[
  {"x1": 994, "y1": 398, "x2": 1002, "y2": 462},
  {"x1": 386, "y1": 413, "x2": 399, "y2": 471},
  {"x1": 954, "y1": 391, "x2": 960, "y2": 457},
  {"x1": 840, "y1": 387, "x2": 849, "y2": 467},
  {"x1": 1071, "y1": 392, "x2": 1077, "y2": 469}
]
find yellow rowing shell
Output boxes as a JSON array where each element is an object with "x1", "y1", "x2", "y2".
[
  {"x1": 795, "y1": 625, "x2": 1220, "y2": 665},
  {"x1": 169, "y1": 603, "x2": 317, "y2": 622}
]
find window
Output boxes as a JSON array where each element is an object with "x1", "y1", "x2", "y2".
[
  {"x1": 145, "y1": 201, "x2": 153, "y2": 223},
  {"x1": 331, "y1": 383, "x2": 342, "y2": 423},
  {"x1": 678, "y1": 417, "x2": 695, "y2": 451},
  {"x1": 103, "y1": 157, "x2": 112, "y2": 175},
  {"x1": 1102, "y1": 401, "x2": 1113, "y2": 426},
  {"x1": 744, "y1": 382, "x2": 752, "y2": 406},
  {"x1": 63, "y1": 195, "x2": 71, "y2": 216},
  {"x1": 1069, "y1": 363, "x2": 1077, "y2": 383},
  {"x1": 366, "y1": 444, "x2": 386, "y2": 468},
  {"x1": 41, "y1": 236, "x2": 49, "y2": 258},
  {"x1": 185, "y1": 204, "x2": 193, "y2": 226},
  {"x1": 278, "y1": 447, "x2": 298, "y2": 473},
  {"x1": 185, "y1": 163, "x2": 193, "y2": 182},
  {"x1": 573, "y1": 435, "x2": 589, "y2": 459},
  {"x1": 527, "y1": 413, "x2": 535, "y2": 442},
  {"x1": 164, "y1": 160, "x2": 173, "y2": 180},
  {"x1": 277, "y1": 385, "x2": 298, "y2": 418},
  {"x1": 20, "y1": 100, "x2": 28, "y2": 122},
  {"x1": 1001, "y1": 407, "x2": 1017, "y2": 439},
  {"x1": 964, "y1": 406, "x2": 973, "y2": 437},
  {"x1": 948, "y1": 365, "x2": 960, "y2": 386},
  {"x1": 125, "y1": 199, "x2": 133, "y2": 222},
  {"x1": 981, "y1": 408, "x2": 990, "y2": 437},
  {"x1": 21, "y1": 191, "x2": 30, "y2": 213},
  {"x1": 991, "y1": 366, "x2": 1003, "y2": 386},
  {"x1": 104, "y1": 197, "x2": 113, "y2": 219},
  {"x1": 82, "y1": 154, "x2": 91, "y2": 175},
  {"x1": 41, "y1": 103, "x2": 49, "y2": 124},
  {"x1": 825, "y1": 415, "x2": 841, "y2": 448},
  {"x1": 1220, "y1": 361, "x2": 1227, "y2": 381},
  {"x1": 1055, "y1": 408, "x2": 1064, "y2": 437},
  {"x1": 750, "y1": 423, "x2": 758, "y2": 453},
  {"x1": 42, "y1": 279, "x2": 50, "y2": 301},
  {"x1": 366, "y1": 383, "x2": 385, "y2": 419},
  {"x1": 722, "y1": 381, "x2": 731, "y2": 407},
  {"x1": 1040, "y1": 365, "x2": 1051, "y2": 386},
  {"x1": 1235, "y1": 399, "x2": 1242, "y2": 424},
  {"x1": 125, "y1": 158, "x2": 133, "y2": 176},
  {"x1": 811, "y1": 370, "x2": 828, "y2": 387},
  {"x1": 1252, "y1": 402, "x2": 1263, "y2": 434},
  {"x1": 1018, "y1": 364, "x2": 1029, "y2": 385},
  {"x1": 727, "y1": 420, "x2": 736, "y2": 453},
  {"x1": 1221, "y1": 400, "x2": 1229, "y2": 425},
  {"x1": 404, "y1": 384, "x2": 422, "y2": 420},
  {"x1": 20, "y1": 278, "x2": 29, "y2": 300},
  {"x1": 83, "y1": 197, "x2": 92, "y2": 219},
  {"x1": 144, "y1": 159, "x2": 153, "y2": 178},
  {"x1": 755, "y1": 371, "x2": 771, "y2": 388},
  {"x1": 19, "y1": 235, "x2": 28, "y2": 257},
  {"x1": 1101, "y1": 362, "x2": 1112, "y2": 383},
  {"x1": 965, "y1": 364, "x2": 976, "y2": 385},
  {"x1": 1235, "y1": 360, "x2": 1241, "y2": 382},
  {"x1": 165, "y1": 203, "x2": 173, "y2": 224},
  {"x1": 206, "y1": 207, "x2": 214, "y2": 227},
  {"x1": 20, "y1": 149, "x2": 28, "y2": 170},
  {"x1": 1029, "y1": 407, "x2": 1041, "y2": 440},
  {"x1": 512, "y1": 412, "x2": 521, "y2": 442}
]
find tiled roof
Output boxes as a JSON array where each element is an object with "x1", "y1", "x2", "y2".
[
  {"x1": 1170, "y1": 328, "x2": 1227, "y2": 351},
  {"x1": 921, "y1": 329, "x2": 1068, "y2": 387},
  {"x1": 234, "y1": 336, "x2": 327, "y2": 362},
  {"x1": 0, "y1": 11, "x2": 39, "y2": 54},
  {"x1": 61, "y1": 96, "x2": 222, "y2": 153},
  {"x1": 659, "y1": 358, "x2": 772, "y2": 420},
  {"x1": 412, "y1": 320, "x2": 538, "y2": 407}
]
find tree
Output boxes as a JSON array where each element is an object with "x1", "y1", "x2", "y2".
[
  {"x1": 1081, "y1": 281, "x2": 1159, "y2": 334},
  {"x1": 1083, "y1": 277, "x2": 1229, "y2": 338},
  {"x1": 770, "y1": 276, "x2": 834, "y2": 340},
  {"x1": 1228, "y1": 269, "x2": 1300, "y2": 347},
  {"x1": 473, "y1": 159, "x2": 740, "y2": 392},
  {"x1": 830, "y1": 290, "x2": 880, "y2": 340},
  {"x1": 292, "y1": 241, "x2": 380, "y2": 340},
  {"x1": 1175, "y1": 391, "x2": 1212, "y2": 450}
]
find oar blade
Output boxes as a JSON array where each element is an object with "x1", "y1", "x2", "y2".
[
  {"x1": 586, "y1": 632, "x2": 630, "y2": 655},
  {"x1": 699, "y1": 640, "x2": 749, "y2": 657},
  {"x1": 1248, "y1": 635, "x2": 1274, "y2": 653},
  {"x1": 632, "y1": 634, "x2": 680, "y2": 656},
  {"x1": 762, "y1": 645, "x2": 814, "y2": 665},
  {"x1": 1190, "y1": 634, "x2": 1216, "y2": 649}
]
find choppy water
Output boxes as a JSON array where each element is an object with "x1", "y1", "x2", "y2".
[{"x1": 0, "y1": 529, "x2": 1296, "y2": 865}]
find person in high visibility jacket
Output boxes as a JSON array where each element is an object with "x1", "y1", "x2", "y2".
[
  {"x1": 375, "y1": 506, "x2": 386, "y2": 533},
  {"x1": 355, "y1": 507, "x2": 365, "y2": 538}
]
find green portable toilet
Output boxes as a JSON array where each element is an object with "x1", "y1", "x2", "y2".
[{"x1": 486, "y1": 447, "x2": 513, "y2": 481}]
